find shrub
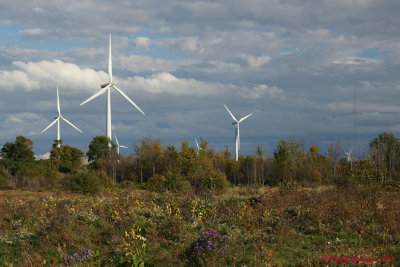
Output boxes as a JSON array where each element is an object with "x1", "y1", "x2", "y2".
[
  {"x1": 191, "y1": 169, "x2": 228, "y2": 193},
  {"x1": 148, "y1": 173, "x2": 191, "y2": 193},
  {"x1": 67, "y1": 171, "x2": 101, "y2": 193}
]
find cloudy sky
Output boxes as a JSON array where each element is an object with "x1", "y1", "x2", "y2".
[{"x1": 1, "y1": 0, "x2": 400, "y2": 158}]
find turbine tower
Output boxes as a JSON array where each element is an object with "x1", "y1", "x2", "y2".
[
  {"x1": 224, "y1": 104, "x2": 253, "y2": 161},
  {"x1": 114, "y1": 134, "x2": 128, "y2": 154},
  {"x1": 41, "y1": 85, "x2": 82, "y2": 147},
  {"x1": 80, "y1": 33, "x2": 144, "y2": 144}
]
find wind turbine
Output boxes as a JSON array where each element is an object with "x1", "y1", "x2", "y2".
[
  {"x1": 224, "y1": 104, "x2": 253, "y2": 161},
  {"x1": 41, "y1": 86, "x2": 82, "y2": 147},
  {"x1": 345, "y1": 148, "x2": 353, "y2": 170},
  {"x1": 195, "y1": 137, "x2": 201, "y2": 154},
  {"x1": 80, "y1": 33, "x2": 144, "y2": 144},
  {"x1": 114, "y1": 134, "x2": 128, "y2": 154}
]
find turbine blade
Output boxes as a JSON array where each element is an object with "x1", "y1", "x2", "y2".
[
  {"x1": 239, "y1": 113, "x2": 253, "y2": 123},
  {"x1": 120, "y1": 145, "x2": 128, "y2": 148},
  {"x1": 61, "y1": 117, "x2": 83, "y2": 133},
  {"x1": 108, "y1": 33, "x2": 112, "y2": 82},
  {"x1": 41, "y1": 118, "x2": 59, "y2": 133},
  {"x1": 195, "y1": 137, "x2": 199, "y2": 149},
  {"x1": 57, "y1": 85, "x2": 61, "y2": 115},
  {"x1": 80, "y1": 86, "x2": 109, "y2": 106},
  {"x1": 224, "y1": 104, "x2": 237, "y2": 121},
  {"x1": 113, "y1": 85, "x2": 145, "y2": 115},
  {"x1": 114, "y1": 134, "x2": 119, "y2": 146}
]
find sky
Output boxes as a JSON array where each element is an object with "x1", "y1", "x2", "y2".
[{"x1": 0, "y1": 0, "x2": 400, "y2": 158}]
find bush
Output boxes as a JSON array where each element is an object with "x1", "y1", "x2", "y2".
[
  {"x1": 66, "y1": 171, "x2": 101, "y2": 193},
  {"x1": 148, "y1": 172, "x2": 191, "y2": 193},
  {"x1": 191, "y1": 169, "x2": 228, "y2": 193}
]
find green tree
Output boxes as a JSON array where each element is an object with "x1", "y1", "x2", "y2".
[
  {"x1": 369, "y1": 132, "x2": 400, "y2": 183},
  {"x1": 50, "y1": 140, "x2": 84, "y2": 173},
  {"x1": 255, "y1": 145, "x2": 265, "y2": 184},
  {"x1": 224, "y1": 146, "x2": 231, "y2": 160},
  {"x1": 307, "y1": 144, "x2": 323, "y2": 183},
  {"x1": 134, "y1": 137, "x2": 164, "y2": 183},
  {"x1": 256, "y1": 144, "x2": 263, "y2": 157},
  {"x1": 273, "y1": 139, "x2": 290, "y2": 181},
  {"x1": 163, "y1": 144, "x2": 179, "y2": 173},
  {"x1": 87, "y1": 136, "x2": 116, "y2": 161},
  {"x1": 1, "y1": 136, "x2": 35, "y2": 162},
  {"x1": 0, "y1": 136, "x2": 35, "y2": 175},
  {"x1": 273, "y1": 137, "x2": 305, "y2": 183}
]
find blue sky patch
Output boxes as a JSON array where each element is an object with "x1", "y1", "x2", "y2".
[{"x1": 356, "y1": 47, "x2": 391, "y2": 59}]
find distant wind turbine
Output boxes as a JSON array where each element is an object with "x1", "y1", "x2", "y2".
[
  {"x1": 195, "y1": 137, "x2": 201, "y2": 154},
  {"x1": 345, "y1": 148, "x2": 353, "y2": 170},
  {"x1": 114, "y1": 134, "x2": 128, "y2": 154},
  {"x1": 41, "y1": 85, "x2": 82, "y2": 147},
  {"x1": 344, "y1": 148, "x2": 352, "y2": 161},
  {"x1": 80, "y1": 33, "x2": 144, "y2": 144},
  {"x1": 224, "y1": 104, "x2": 253, "y2": 161}
]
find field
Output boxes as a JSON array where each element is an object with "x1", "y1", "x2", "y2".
[{"x1": 0, "y1": 185, "x2": 399, "y2": 266}]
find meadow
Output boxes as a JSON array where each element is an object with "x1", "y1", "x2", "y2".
[
  {"x1": 1, "y1": 133, "x2": 400, "y2": 266},
  {"x1": 0, "y1": 184, "x2": 399, "y2": 266}
]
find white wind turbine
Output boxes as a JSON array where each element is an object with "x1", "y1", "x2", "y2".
[
  {"x1": 345, "y1": 147, "x2": 353, "y2": 170},
  {"x1": 41, "y1": 86, "x2": 82, "y2": 147},
  {"x1": 80, "y1": 33, "x2": 144, "y2": 144},
  {"x1": 224, "y1": 104, "x2": 253, "y2": 161},
  {"x1": 344, "y1": 148, "x2": 352, "y2": 162},
  {"x1": 114, "y1": 134, "x2": 128, "y2": 154},
  {"x1": 195, "y1": 137, "x2": 202, "y2": 154}
]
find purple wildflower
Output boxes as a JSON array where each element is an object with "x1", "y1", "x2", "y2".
[
  {"x1": 189, "y1": 229, "x2": 228, "y2": 257},
  {"x1": 62, "y1": 248, "x2": 95, "y2": 265}
]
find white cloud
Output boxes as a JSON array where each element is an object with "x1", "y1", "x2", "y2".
[
  {"x1": 119, "y1": 54, "x2": 195, "y2": 73},
  {"x1": 35, "y1": 152, "x2": 50, "y2": 160},
  {"x1": 248, "y1": 84, "x2": 285, "y2": 99},
  {"x1": 135, "y1": 37, "x2": 151, "y2": 49},
  {"x1": 0, "y1": 60, "x2": 107, "y2": 91},
  {"x1": 245, "y1": 55, "x2": 271, "y2": 68},
  {"x1": 125, "y1": 72, "x2": 221, "y2": 96}
]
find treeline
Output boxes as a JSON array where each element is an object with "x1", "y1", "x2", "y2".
[{"x1": 0, "y1": 133, "x2": 399, "y2": 193}]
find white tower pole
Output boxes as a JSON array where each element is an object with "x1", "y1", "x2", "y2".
[
  {"x1": 57, "y1": 85, "x2": 61, "y2": 148},
  {"x1": 57, "y1": 119, "x2": 60, "y2": 147},
  {"x1": 107, "y1": 87, "x2": 112, "y2": 142},
  {"x1": 236, "y1": 123, "x2": 239, "y2": 161}
]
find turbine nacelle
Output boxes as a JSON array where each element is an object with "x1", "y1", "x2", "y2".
[{"x1": 101, "y1": 83, "x2": 110, "y2": 88}]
